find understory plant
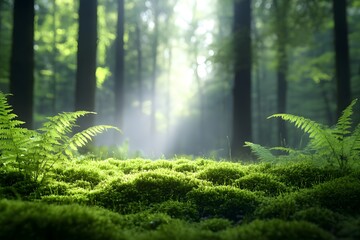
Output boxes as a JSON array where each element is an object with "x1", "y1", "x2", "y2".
[
  {"x1": 246, "y1": 99, "x2": 360, "y2": 170},
  {"x1": 0, "y1": 92, "x2": 120, "y2": 182}
]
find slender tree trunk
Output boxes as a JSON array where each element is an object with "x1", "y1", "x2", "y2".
[
  {"x1": 114, "y1": 0, "x2": 125, "y2": 130},
  {"x1": 9, "y1": 0, "x2": 35, "y2": 129},
  {"x1": 332, "y1": 0, "x2": 351, "y2": 116},
  {"x1": 231, "y1": 0, "x2": 252, "y2": 159},
  {"x1": 135, "y1": 22, "x2": 143, "y2": 110},
  {"x1": 0, "y1": 0, "x2": 6, "y2": 92},
  {"x1": 150, "y1": 0, "x2": 159, "y2": 137},
  {"x1": 276, "y1": 43, "x2": 288, "y2": 145},
  {"x1": 52, "y1": 0, "x2": 57, "y2": 114},
  {"x1": 274, "y1": 0, "x2": 288, "y2": 146},
  {"x1": 319, "y1": 80, "x2": 334, "y2": 125},
  {"x1": 75, "y1": 0, "x2": 97, "y2": 131}
]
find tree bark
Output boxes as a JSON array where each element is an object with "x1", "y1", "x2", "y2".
[
  {"x1": 9, "y1": 0, "x2": 35, "y2": 129},
  {"x1": 75, "y1": 0, "x2": 97, "y2": 131},
  {"x1": 332, "y1": 0, "x2": 351, "y2": 117},
  {"x1": 231, "y1": 0, "x2": 252, "y2": 159},
  {"x1": 274, "y1": 0, "x2": 289, "y2": 146},
  {"x1": 114, "y1": 0, "x2": 125, "y2": 130}
]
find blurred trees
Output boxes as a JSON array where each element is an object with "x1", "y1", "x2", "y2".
[
  {"x1": 0, "y1": 0, "x2": 359, "y2": 158},
  {"x1": 114, "y1": 0, "x2": 125, "y2": 131},
  {"x1": 75, "y1": 0, "x2": 98, "y2": 132},
  {"x1": 332, "y1": 0, "x2": 351, "y2": 117},
  {"x1": 10, "y1": 0, "x2": 35, "y2": 129},
  {"x1": 231, "y1": 0, "x2": 252, "y2": 158}
]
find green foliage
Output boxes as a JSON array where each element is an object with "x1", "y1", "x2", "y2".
[
  {"x1": 0, "y1": 199, "x2": 126, "y2": 240},
  {"x1": 150, "y1": 200, "x2": 199, "y2": 221},
  {"x1": 234, "y1": 173, "x2": 287, "y2": 196},
  {"x1": 291, "y1": 207, "x2": 343, "y2": 232},
  {"x1": 92, "y1": 170, "x2": 198, "y2": 214},
  {"x1": 186, "y1": 186, "x2": 260, "y2": 222},
  {"x1": 0, "y1": 92, "x2": 120, "y2": 183},
  {"x1": 196, "y1": 164, "x2": 245, "y2": 185},
  {"x1": 197, "y1": 218, "x2": 232, "y2": 232},
  {"x1": 265, "y1": 162, "x2": 344, "y2": 188},
  {"x1": 222, "y1": 219, "x2": 334, "y2": 240},
  {"x1": 247, "y1": 99, "x2": 360, "y2": 170}
]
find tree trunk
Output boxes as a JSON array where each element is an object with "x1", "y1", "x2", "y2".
[
  {"x1": 9, "y1": 0, "x2": 35, "y2": 129},
  {"x1": 114, "y1": 0, "x2": 125, "y2": 130},
  {"x1": 75, "y1": 0, "x2": 97, "y2": 131},
  {"x1": 332, "y1": 0, "x2": 351, "y2": 117},
  {"x1": 52, "y1": 0, "x2": 57, "y2": 115},
  {"x1": 135, "y1": 22, "x2": 143, "y2": 110},
  {"x1": 274, "y1": 0, "x2": 288, "y2": 146},
  {"x1": 231, "y1": 0, "x2": 252, "y2": 159}
]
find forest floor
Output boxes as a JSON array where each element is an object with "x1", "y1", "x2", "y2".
[{"x1": 0, "y1": 157, "x2": 360, "y2": 240}]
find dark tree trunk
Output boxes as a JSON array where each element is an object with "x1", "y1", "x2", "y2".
[
  {"x1": 276, "y1": 44, "x2": 288, "y2": 145},
  {"x1": 231, "y1": 0, "x2": 252, "y2": 159},
  {"x1": 114, "y1": 0, "x2": 125, "y2": 130},
  {"x1": 75, "y1": 0, "x2": 97, "y2": 131},
  {"x1": 332, "y1": 0, "x2": 351, "y2": 117},
  {"x1": 9, "y1": 0, "x2": 35, "y2": 129},
  {"x1": 274, "y1": 0, "x2": 289, "y2": 146},
  {"x1": 52, "y1": 0, "x2": 57, "y2": 114}
]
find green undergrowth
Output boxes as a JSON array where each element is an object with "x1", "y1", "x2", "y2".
[{"x1": 0, "y1": 158, "x2": 359, "y2": 239}]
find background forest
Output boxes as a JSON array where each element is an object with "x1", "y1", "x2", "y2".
[{"x1": 0, "y1": 0, "x2": 359, "y2": 158}]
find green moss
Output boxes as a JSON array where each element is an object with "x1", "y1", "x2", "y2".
[
  {"x1": 187, "y1": 186, "x2": 260, "y2": 222},
  {"x1": 234, "y1": 173, "x2": 287, "y2": 196},
  {"x1": 197, "y1": 218, "x2": 232, "y2": 232},
  {"x1": 91, "y1": 170, "x2": 199, "y2": 213},
  {"x1": 310, "y1": 176, "x2": 360, "y2": 214},
  {"x1": 150, "y1": 200, "x2": 199, "y2": 221},
  {"x1": 222, "y1": 219, "x2": 334, "y2": 240},
  {"x1": 292, "y1": 207, "x2": 343, "y2": 232},
  {"x1": 197, "y1": 164, "x2": 245, "y2": 185},
  {"x1": 266, "y1": 162, "x2": 344, "y2": 188},
  {"x1": 0, "y1": 200, "x2": 126, "y2": 240}
]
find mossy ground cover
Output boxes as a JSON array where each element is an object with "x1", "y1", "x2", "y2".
[{"x1": 0, "y1": 158, "x2": 359, "y2": 239}]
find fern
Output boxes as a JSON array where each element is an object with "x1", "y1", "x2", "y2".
[
  {"x1": 247, "y1": 99, "x2": 359, "y2": 170},
  {"x1": 0, "y1": 92, "x2": 121, "y2": 182},
  {"x1": 244, "y1": 142, "x2": 276, "y2": 162}
]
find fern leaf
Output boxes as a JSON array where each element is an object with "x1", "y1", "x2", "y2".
[
  {"x1": 66, "y1": 125, "x2": 121, "y2": 154},
  {"x1": 244, "y1": 141, "x2": 276, "y2": 162},
  {"x1": 268, "y1": 114, "x2": 336, "y2": 151},
  {"x1": 333, "y1": 99, "x2": 357, "y2": 139}
]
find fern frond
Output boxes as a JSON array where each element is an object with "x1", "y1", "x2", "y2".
[
  {"x1": 333, "y1": 99, "x2": 357, "y2": 139},
  {"x1": 346, "y1": 123, "x2": 360, "y2": 160},
  {"x1": 244, "y1": 141, "x2": 276, "y2": 162},
  {"x1": 67, "y1": 125, "x2": 121, "y2": 154},
  {"x1": 269, "y1": 146, "x2": 298, "y2": 154},
  {"x1": 268, "y1": 114, "x2": 337, "y2": 151}
]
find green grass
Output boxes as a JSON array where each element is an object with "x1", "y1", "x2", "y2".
[{"x1": 0, "y1": 157, "x2": 359, "y2": 239}]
